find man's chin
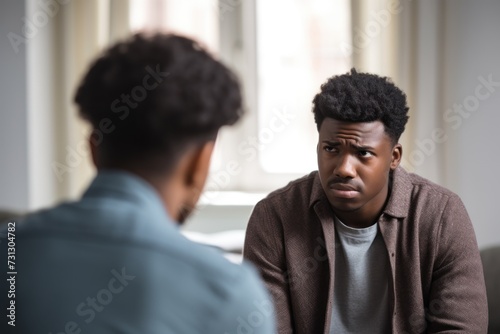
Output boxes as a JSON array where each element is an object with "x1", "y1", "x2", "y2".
[{"x1": 329, "y1": 199, "x2": 361, "y2": 213}]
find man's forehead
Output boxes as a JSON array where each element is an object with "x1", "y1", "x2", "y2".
[{"x1": 319, "y1": 118, "x2": 387, "y2": 141}]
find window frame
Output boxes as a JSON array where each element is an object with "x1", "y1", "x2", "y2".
[{"x1": 211, "y1": 0, "x2": 317, "y2": 194}]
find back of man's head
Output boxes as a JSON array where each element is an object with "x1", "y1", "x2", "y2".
[{"x1": 74, "y1": 33, "x2": 243, "y2": 173}]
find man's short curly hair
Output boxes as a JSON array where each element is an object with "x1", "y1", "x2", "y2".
[
  {"x1": 312, "y1": 68, "x2": 409, "y2": 143},
  {"x1": 75, "y1": 32, "x2": 242, "y2": 170}
]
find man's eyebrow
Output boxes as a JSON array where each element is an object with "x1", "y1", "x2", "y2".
[
  {"x1": 321, "y1": 140, "x2": 340, "y2": 145},
  {"x1": 321, "y1": 140, "x2": 375, "y2": 150},
  {"x1": 352, "y1": 144, "x2": 376, "y2": 151}
]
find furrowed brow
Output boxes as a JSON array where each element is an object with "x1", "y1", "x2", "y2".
[
  {"x1": 352, "y1": 144, "x2": 375, "y2": 151},
  {"x1": 322, "y1": 140, "x2": 340, "y2": 146}
]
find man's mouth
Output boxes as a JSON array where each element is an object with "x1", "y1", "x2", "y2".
[{"x1": 328, "y1": 183, "x2": 360, "y2": 199}]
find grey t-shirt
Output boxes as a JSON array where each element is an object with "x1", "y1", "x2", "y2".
[{"x1": 329, "y1": 217, "x2": 390, "y2": 334}]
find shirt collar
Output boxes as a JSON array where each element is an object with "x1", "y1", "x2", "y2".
[
  {"x1": 382, "y1": 166, "x2": 412, "y2": 218},
  {"x1": 82, "y1": 169, "x2": 174, "y2": 224}
]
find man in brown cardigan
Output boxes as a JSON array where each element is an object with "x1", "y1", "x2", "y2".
[{"x1": 244, "y1": 69, "x2": 488, "y2": 333}]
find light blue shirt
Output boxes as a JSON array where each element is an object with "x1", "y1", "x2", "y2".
[{"x1": 0, "y1": 171, "x2": 275, "y2": 334}]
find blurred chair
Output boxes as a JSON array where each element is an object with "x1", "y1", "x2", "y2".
[
  {"x1": 0, "y1": 210, "x2": 22, "y2": 224},
  {"x1": 481, "y1": 246, "x2": 500, "y2": 333}
]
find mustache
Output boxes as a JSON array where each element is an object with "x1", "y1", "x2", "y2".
[{"x1": 327, "y1": 177, "x2": 362, "y2": 191}]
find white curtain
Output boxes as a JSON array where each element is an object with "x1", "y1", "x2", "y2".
[
  {"x1": 350, "y1": 0, "x2": 445, "y2": 183},
  {"x1": 27, "y1": 0, "x2": 130, "y2": 210}
]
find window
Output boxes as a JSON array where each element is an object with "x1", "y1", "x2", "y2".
[
  {"x1": 128, "y1": 0, "x2": 352, "y2": 195},
  {"x1": 129, "y1": 0, "x2": 219, "y2": 54},
  {"x1": 256, "y1": 0, "x2": 351, "y2": 174}
]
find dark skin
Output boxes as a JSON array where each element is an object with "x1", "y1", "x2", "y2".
[
  {"x1": 89, "y1": 137, "x2": 215, "y2": 225},
  {"x1": 317, "y1": 118, "x2": 402, "y2": 228}
]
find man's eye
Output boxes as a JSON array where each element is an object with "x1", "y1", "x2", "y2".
[
  {"x1": 358, "y1": 150, "x2": 373, "y2": 157},
  {"x1": 324, "y1": 146, "x2": 337, "y2": 153}
]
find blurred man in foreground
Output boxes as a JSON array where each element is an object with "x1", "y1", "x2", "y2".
[
  {"x1": 1, "y1": 33, "x2": 275, "y2": 334},
  {"x1": 244, "y1": 69, "x2": 487, "y2": 333}
]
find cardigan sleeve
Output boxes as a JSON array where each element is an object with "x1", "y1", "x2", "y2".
[
  {"x1": 426, "y1": 194, "x2": 488, "y2": 333},
  {"x1": 243, "y1": 200, "x2": 295, "y2": 334}
]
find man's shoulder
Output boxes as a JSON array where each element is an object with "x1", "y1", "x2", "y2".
[
  {"x1": 1, "y1": 205, "x2": 271, "y2": 332},
  {"x1": 384, "y1": 167, "x2": 467, "y2": 220},
  {"x1": 404, "y1": 169, "x2": 459, "y2": 200},
  {"x1": 14, "y1": 194, "x2": 171, "y2": 244},
  {"x1": 17, "y1": 199, "x2": 259, "y2": 274},
  {"x1": 173, "y1": 240, "x2": 259, "y2": 286},
  {"x1": 138, "y1": 244, "x2": 273, "y2": 332},
  {"x1": 388, "y1": 167, "x2": 465, "y2": 220}
]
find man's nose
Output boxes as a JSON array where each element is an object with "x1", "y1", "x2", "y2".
[{"x1": 334, "y1": 154, "x2": 356, "y2": 179}]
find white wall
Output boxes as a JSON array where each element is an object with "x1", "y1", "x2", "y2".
[
  {"x1": 0, "y1": 0, "x2": 99, "y2": 213},
  {"x1": 0, "y1": 0, "x2": 29, "y2": 211},
  {"x1": 440, "y1": 0, "x2": 500, "y2": 249}
]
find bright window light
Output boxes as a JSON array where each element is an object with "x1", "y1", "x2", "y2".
[{"x1": 256, "y1": 0, "x2": 351, "y2": 173}]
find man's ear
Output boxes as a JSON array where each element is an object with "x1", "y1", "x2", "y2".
[
  {"x1": 168, "y1": 141, "x2": 215, "y2": 224},
  {"x1": 184, "y1": 141, "x2": 216, "y2": 193},
  {"x1": 390, "y1": 143, "x2": 402, "y2": 170}
]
